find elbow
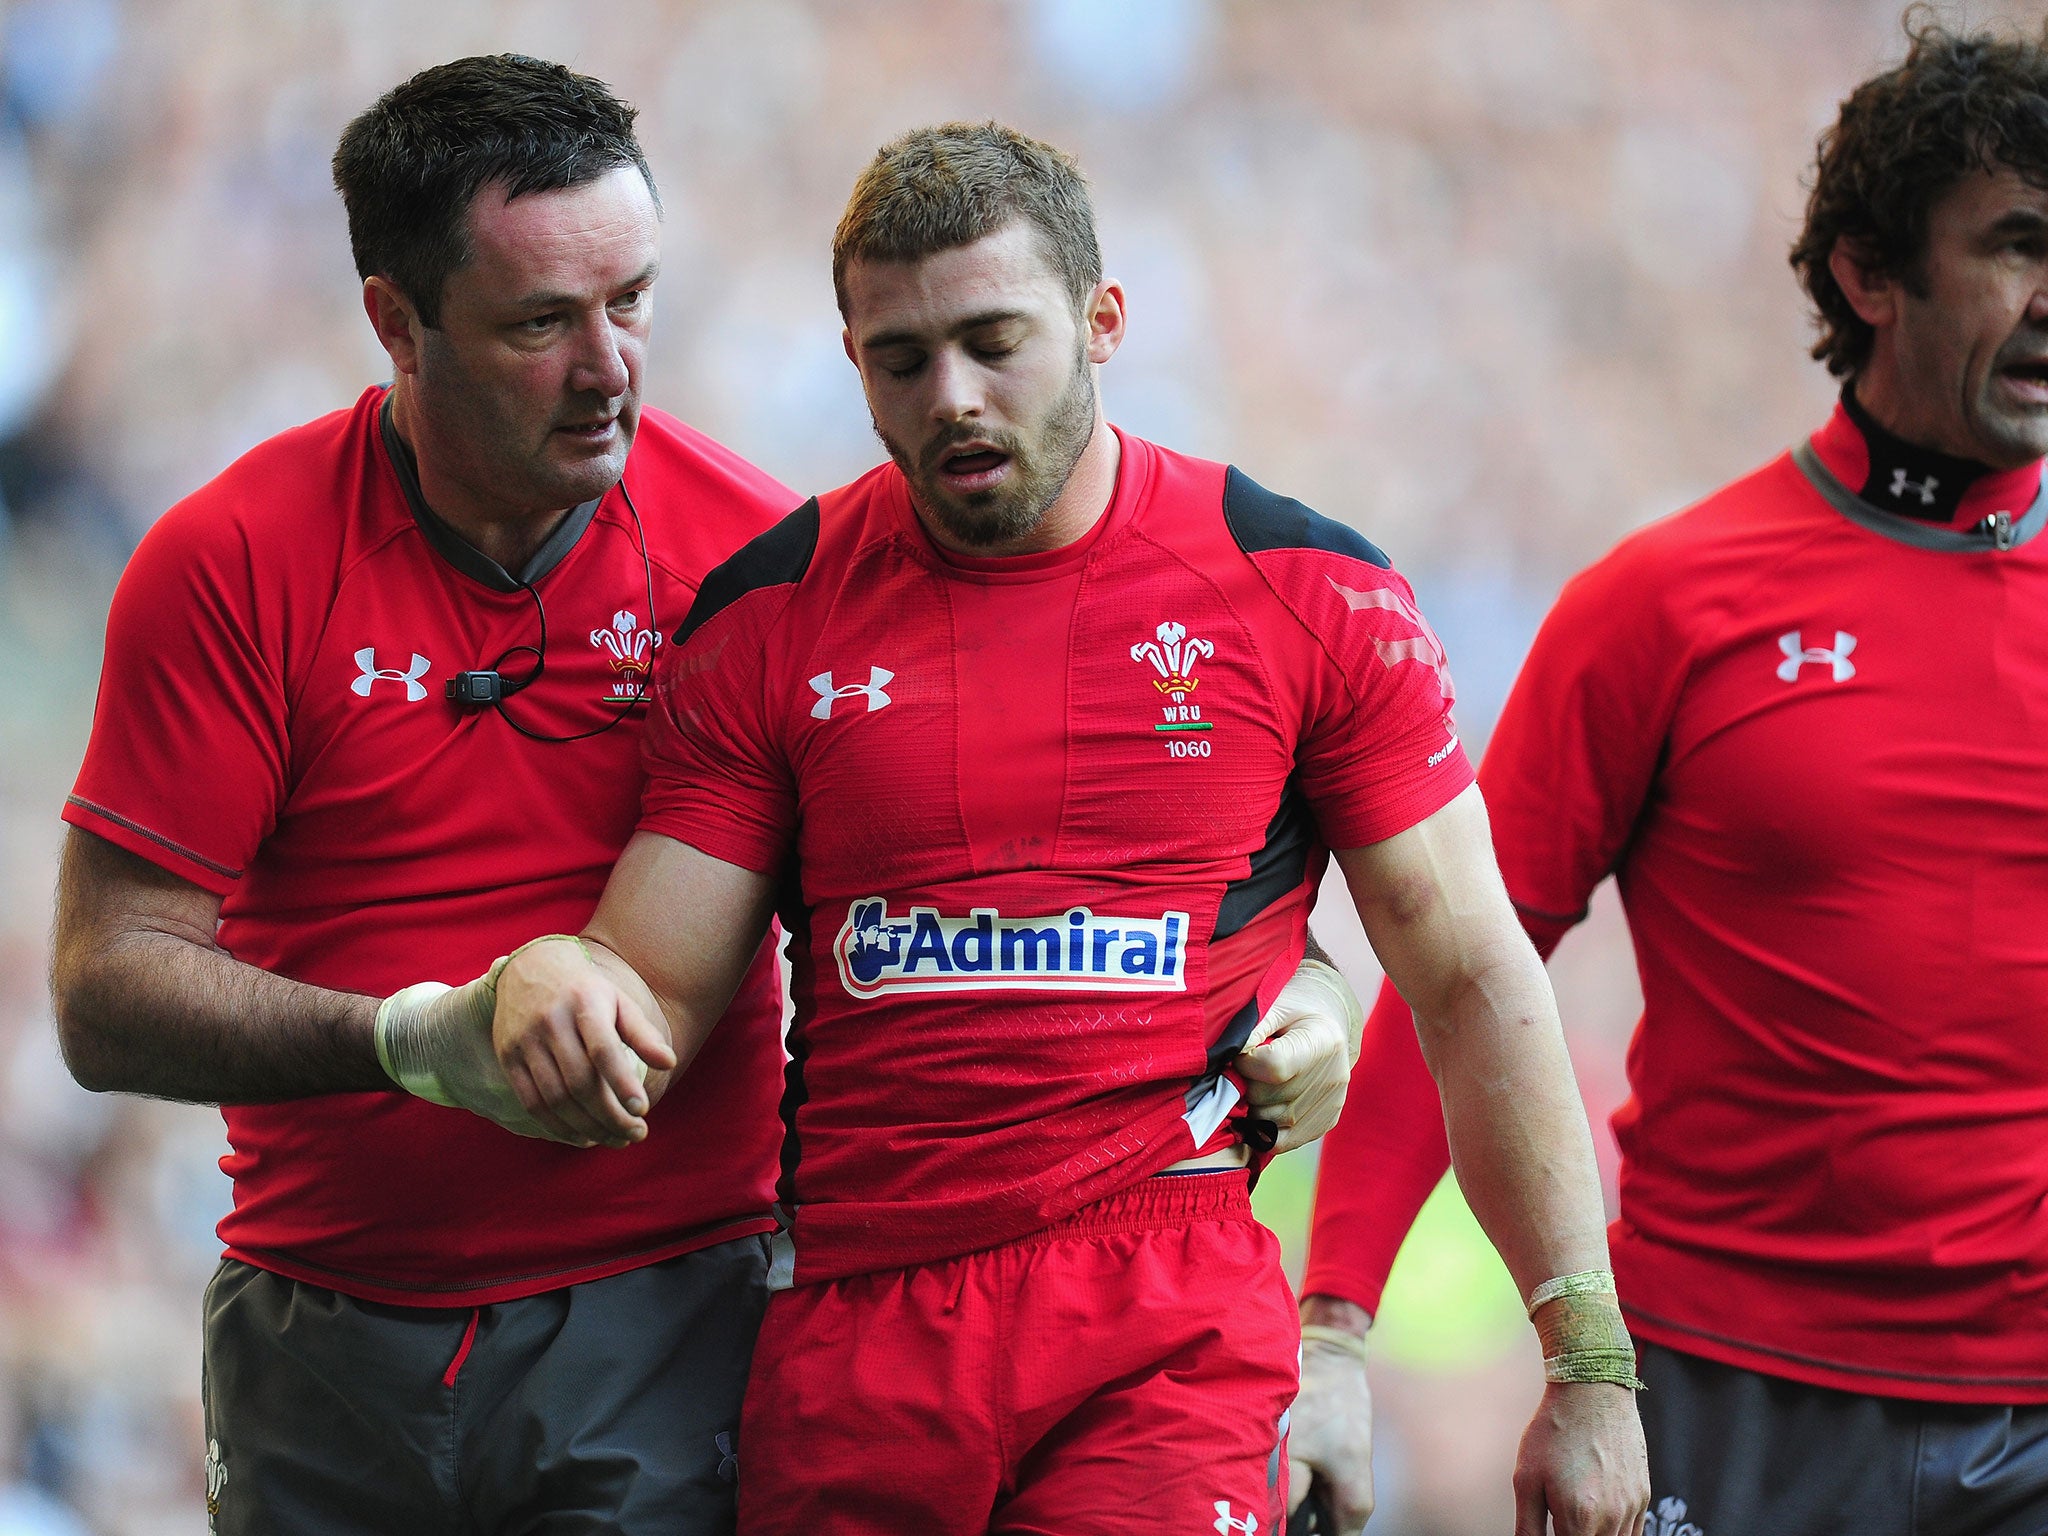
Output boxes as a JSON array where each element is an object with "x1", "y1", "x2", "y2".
[{"x1": 49, "y1": 960, "x2": 127, "y2": 1094}]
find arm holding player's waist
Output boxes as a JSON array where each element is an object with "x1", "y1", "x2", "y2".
[{"x1": 51, "y1": 828, "x2": 385, "y2": 1100}]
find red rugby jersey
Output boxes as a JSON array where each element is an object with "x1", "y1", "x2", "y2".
[
  {"x1": 65, "y1": 386, "x2": 795, "y2": 1305},
  {"x1": 1305, "y1": 402, "x2": 2048, "y2": 1403},
  {"x1": 640, "y1": 429, "x2": 1472, "y2": 1284}
]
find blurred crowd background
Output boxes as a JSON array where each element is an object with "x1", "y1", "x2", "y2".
[{"x1": 0, "y1": 0, "x2": 2025, "y2": 1530}]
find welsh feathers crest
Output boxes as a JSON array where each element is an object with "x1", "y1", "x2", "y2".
[{"x1": 1131, "y1": 620, "x2": 1214, "y2": 704}]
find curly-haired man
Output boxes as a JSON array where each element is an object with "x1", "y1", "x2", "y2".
[{"x1": 1293, "y1": 18, "x2": 2048, "y2": 1536}]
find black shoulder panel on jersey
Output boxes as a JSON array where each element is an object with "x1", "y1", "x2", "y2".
[
  {"x1": 674, "y1": 498, "x2": 821, "y2": 644},
  {"x1": 1222, "y1": 465, "x2": 1390, "y2": 568}
]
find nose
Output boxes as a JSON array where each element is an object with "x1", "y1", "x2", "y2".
[
  {"x1": 925, "y1": 347, "x2": 984, "y2": 427},
  {"x1": 569, "y1": 310, "x2": 632, "y2": 400}
]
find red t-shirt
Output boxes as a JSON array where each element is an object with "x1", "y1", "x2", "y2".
[
  {"x1": 65, "y1": 386, "x2": 797, "y2": 1306},
  {"x1": 1306, "y1": 403, "x2": 2048, "y2": 1403},
  {"x1": 640, "y1": 430, "x2": 1472, "y2": 1284}
]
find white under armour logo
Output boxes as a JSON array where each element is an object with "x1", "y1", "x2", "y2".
[
  {"x1": 1889, "y1": 467, "x2": 1939, "y2": 506},
  {"x1": 352, "y1": 648, "x2": 431, "y2": 702},
  {"x1": 1213, "y1": 1503, "x2": 1257, "y2": 1535},
  {"x1": 809, "y1": 666, "x2": 895, "y2": 719},
  {"x1": 1776, "y1": 630, "x2": 1856, "y2": 683},
  {"x1": 1648, "y1": 1495, "x2": 1706, "y2": 1536}
]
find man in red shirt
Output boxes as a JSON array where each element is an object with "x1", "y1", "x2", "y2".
[
  {"x1": 1292, "y1": 22, "x2": 2048, "y2": 1536},
  {"x1": 473, "y1": 122, "x2": 1648, "y2": 1536},
  {"x1": 48, "y1": 57, "x2": 804, "y2": 1534},
  {"x1": 50, "y1": 60, "x2": 1352, "y2": 1536}
]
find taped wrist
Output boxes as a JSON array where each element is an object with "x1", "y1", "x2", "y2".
[
  {"x1": 1299, "y1": 1323, "x2": 1371, "y2": 1366},
  {"x1": 374, "y1": 956, "x2": 546, "y2": 1138},
  {"x1": 1287, "y1": 958, "x2": 1366, "y2": 1064},
  {"x1": 1527, "y1": 1269, "x2": 1645, "y2": 1389}
]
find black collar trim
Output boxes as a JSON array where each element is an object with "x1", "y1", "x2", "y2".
[
  {"x1": 1838, "y1": 385, "x2": 1994, "y2": 524},
  {"x1": 378, "y1": 394, "x2": 600, "y2": 592},
  {"x1": 1793, "y1": 438, "x2": 2047, "y2": 553}
]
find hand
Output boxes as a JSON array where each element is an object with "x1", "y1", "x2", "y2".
[
  {"x1": 1288, "y1": 1297, "x2": 1377, "y2": 1534},
  {"x1": 1237, "y1": 960, "x2": 1361, "y2": 1152},
  {"x1": 491, "y1": 937, "x2": 678, "y2": 1149},
  {"x1": 1513, "y1": 1383, "x2": 1650, "y2": 1536}
]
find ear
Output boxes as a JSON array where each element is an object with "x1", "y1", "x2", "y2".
[
  {"x1": 1083, "y1": 277, "x2": 1127, "y2": 365},
  {"x1": 1827, "y1": 238, "x2": 1899, "y2": 330},
  {"x1": 363, "y1": 277, "x2": 424, "y2": 376},
  {"x1": 842, "y1": 324, "x2": 858, "y2": 367}
]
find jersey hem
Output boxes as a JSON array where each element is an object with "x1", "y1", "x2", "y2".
[
  {"x1": 222, "y1": 1213, "x2": 777, "y2": 1307},
  {"x1": 1623, "y1": 1304, "x2": 2048, "y2": 1405}
]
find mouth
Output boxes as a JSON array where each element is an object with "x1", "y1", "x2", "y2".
[
  {"x1": 931, "y1": 442, "x2": 1012, "y2": 495},
  {"x1": 1999, "y1": 359, "x2": 2048, "y2": 407},
  {"x1": 555, "y1": 415, "x2": 621, "y2": 444}
]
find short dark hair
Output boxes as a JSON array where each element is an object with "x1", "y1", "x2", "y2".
[
  {"x1": 1791, "y1": 14, "x2": 2048, "y2": 378},
  {"x1": 832, "y1": 121, "x2": 1101, "y2": 317},
  {"x1": 333, "y1": 54, "x2": 655, "y2": 328}
]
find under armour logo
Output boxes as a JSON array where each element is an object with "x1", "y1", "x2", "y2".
[
  {"x1": 352, "y1": 648, "x2": 431, "y2": 701},
  {"x1": 810, "y1": 666, "x2": 894, "y2": 719},
  {"x1": 1777, "y1": 630, "x2": 1856, "y2": 683},
  {"x1": 1889, "y1": 467, "x2": 1939, "y2": 506},
  {"x1": 713, "y1": 1430, "x2": 737, "y2": 1485},
  {"x1": 1213, "y1": 1503, "x2": 1257, "y2": 1535}
]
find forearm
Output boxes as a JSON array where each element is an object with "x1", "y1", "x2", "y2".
[
  {"x1": 1415, "y1": 940, "x2": 1608, "y2": 1298},
  {"x1": 55, "y1": 929, "x2": 383, "y2": 1102}
]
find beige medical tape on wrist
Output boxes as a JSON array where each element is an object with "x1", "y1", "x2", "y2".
[
  {"x1": 1286, "y1": 959, "x2": 1366, "y2": 1064},
  {"x1": 1526, "y1": 1269, "x2": 1645, "y2": 1389},
  {"x1": 1299, "y1": 1323, "x2": 1371, "y2": 1366},
  {"x1": 374, "y1": 935, "x2": 635, "y2": 1139}
]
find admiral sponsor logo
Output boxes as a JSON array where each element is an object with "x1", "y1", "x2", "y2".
[{"x1": 836, "y1": 898, "x2": 1189, "y2": 998}]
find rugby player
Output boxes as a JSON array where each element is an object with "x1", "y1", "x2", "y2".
[
  {"x1": 49, "y1": 61, "x2": 1353, "y2": 1535},
  {"x1": 1292, "y1": 21, "x2": 2048, "y2": 1535},
  {"x1": 461, "y1": 122, "x2": 1649, "y2": 1535}
]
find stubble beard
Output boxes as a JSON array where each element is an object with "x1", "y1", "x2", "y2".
[{"x1": 882, "y1": 348, "x2": 1098, "y2": 550}]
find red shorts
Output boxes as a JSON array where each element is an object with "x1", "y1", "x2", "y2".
[{"x1": 738, "y1": 1169, "x2": 1298, "y2": 1535}]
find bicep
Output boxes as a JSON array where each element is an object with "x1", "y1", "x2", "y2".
[
  {"x1": 583, "y1": 831, "x2": 777, "y2": 1034},
  {"x1": 54, "y1": 826, "x2": 225, "y2": 966},
  {"x1": 1332, "y1": 784, "x2": 1530, "y2": 1022}
]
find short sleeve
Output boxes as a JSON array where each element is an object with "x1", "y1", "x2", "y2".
[
  {"x1": 64, "y1": 502, "x2": 291, "y2": 893},
  {"x1": 1262, "y1": 552, "x2": 1474, "y2": 848},
  {"x1": 637, "y1": 590, "x2": 798, "y2": 875},
  {"x1": 1480, "y1": 533, "x2": 1689, "y2": 926}
]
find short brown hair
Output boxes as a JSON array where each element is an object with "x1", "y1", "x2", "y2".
[
  {"x1": 832, "y1": 122, "x2": 1101, "y2": 317},
  {"x1": 1791, "y1": 14, "x2": 2048, "y2": 378}
]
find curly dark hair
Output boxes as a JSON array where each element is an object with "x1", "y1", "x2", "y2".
[
  {"x1": 333, "y1": 55, "x2": 655, "y2": 329},
  {"x1": 1791, "y1": 13, "x2": 2048, "y2": 378}
]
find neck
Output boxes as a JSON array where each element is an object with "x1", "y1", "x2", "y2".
[
  {"x1": 1811, "y1": 383, "x2": 2042, "y2": 529},
  {"x1": 387, "y1": 381, "x2": 572, "y2": 573}
]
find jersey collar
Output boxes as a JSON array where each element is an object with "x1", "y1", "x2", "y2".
[
  {"x1": 1808, "y1": 389, "x2": 2043, "y2": 531},
  {"x1": 1794, "y1": 434, "x2": 2048, "y2": 553},
  {"x1": 378, "y1": 393, "x2": 602, "y2": 592}
]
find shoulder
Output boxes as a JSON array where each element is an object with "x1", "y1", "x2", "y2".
[
  {"x1": 1220, "y1": 463, "x2": 1393, "y2": 569},
  {"x1": 1556, "y1": 450, "x2": 1811, "y2": 628},
  {"x1": 630, "y1": 408, "x2": 799, "y2": 520},
  {"x1": 122, "y1": 394, "x2": 378, "y2": 601}
]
